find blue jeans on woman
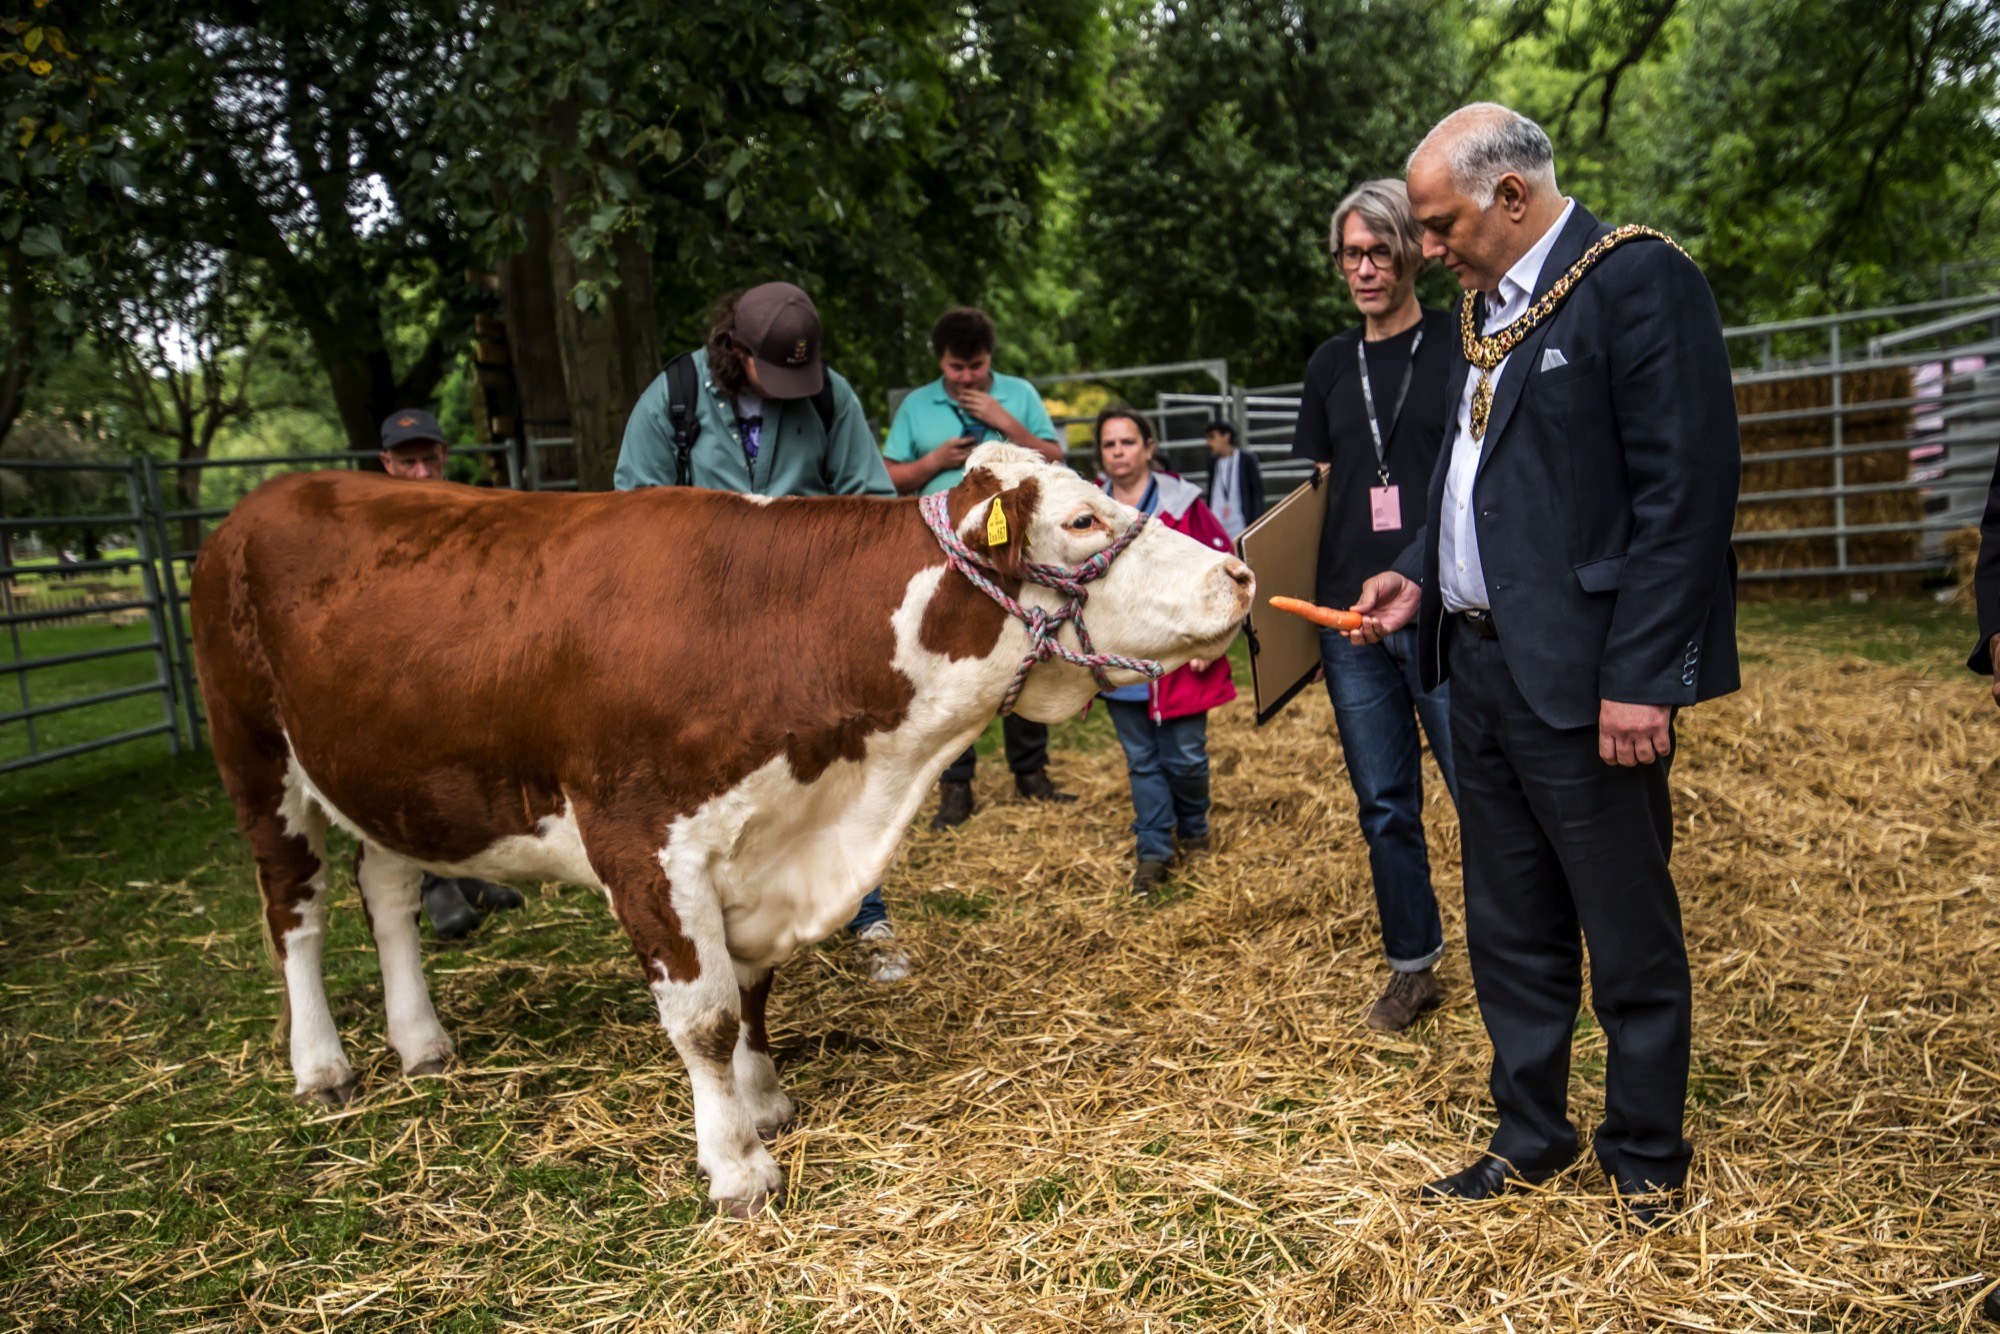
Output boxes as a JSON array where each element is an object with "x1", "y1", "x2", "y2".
[
  {"x1": 1320, "y1": 625, "x2": 1457, "y2": 972},
  {"x1": 1105, "y1": 699, "x2": 1211, "y2": 863}
]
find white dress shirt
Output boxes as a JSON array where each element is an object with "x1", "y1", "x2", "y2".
[
  {"x1": 1439, "y1": 198, "x2": 1576, "y2": 613},
  {"x1": 1209, "y1": 450, "x2": 1247, "y2": 541}
]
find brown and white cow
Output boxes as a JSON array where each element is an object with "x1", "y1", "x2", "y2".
[{"x1": 191, "y1": 444, "x2": 1251, "y2": 1214}]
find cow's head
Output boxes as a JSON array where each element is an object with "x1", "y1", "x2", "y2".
[{"x1": 944, "y1": 444, "x2": 1254, "y2": 722}]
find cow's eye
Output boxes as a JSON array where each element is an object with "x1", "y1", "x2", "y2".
[{"x1": 1067, "y1": 514, "x2": 1096, "y2": 531}]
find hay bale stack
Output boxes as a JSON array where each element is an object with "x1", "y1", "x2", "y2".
[{"x1": 1735, "y1": 365, "x2": 1918, "y2": 599}]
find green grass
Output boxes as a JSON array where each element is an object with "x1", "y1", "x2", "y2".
[{"x1": 0, "y1": 622, "x2": 188, "y2": 801}]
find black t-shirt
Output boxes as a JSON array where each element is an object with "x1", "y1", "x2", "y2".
[{"x1": 1289, "y1": 306, "x2": 1459, "y2": 608}]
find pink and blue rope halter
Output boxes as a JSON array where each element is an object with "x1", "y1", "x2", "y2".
[{"x1": 918, "y1": 491, "x2": 1165, "y2": 716}]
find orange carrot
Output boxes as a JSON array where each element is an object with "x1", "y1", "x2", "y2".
[{"x1": 1269, "y1": 596, "x2": 1364, "y2": 633}]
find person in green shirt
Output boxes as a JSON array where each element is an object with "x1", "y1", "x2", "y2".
[
  {"x1": 613, "y1": 282, "x2": 909, "y2": 984},
  {"x1": 614, "y1": 283, "x2": 890, "y2": 498},
  {"x1": 882, "y1": 306, "x2": 1077, "y2": 827}
]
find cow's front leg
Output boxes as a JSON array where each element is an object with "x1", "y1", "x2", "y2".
[
  {"x1": 737, "y1": 969, "x2": 794, "y2": 1142},
  {"x1": 593, "y1": 827, "x2": 782, "y2": 1216}
]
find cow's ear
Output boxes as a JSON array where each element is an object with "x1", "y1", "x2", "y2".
[{"x1": 973, "y1": 479, "x2": 1039, "y2": 584}]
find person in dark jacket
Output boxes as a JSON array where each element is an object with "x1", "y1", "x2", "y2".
[
  {"x1": 1350, "y1": 104, "x2": 1740, "y2": 1229},
  {"x1": 1204, "y1": 419, "x2": 1263, "y2": 543},
  {"x1": 1290, "y1": 179, "x2": 1461, "y2": 1033}
]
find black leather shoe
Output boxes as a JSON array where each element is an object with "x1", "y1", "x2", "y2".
[
  {"x1": 1608, "y1": 1175, "x2": 1681, "y2": 1232},
  {"x1": 1418, "y1": 1155, "x2": 1568, "y2": 1202},
  {"x1": 1014, "y1": 769, "x2": 1078, "y2": 804},
  {"x1": 1980, "y1": 1285, "x2": 2000, "y2": 1323},
  {"x1": 931, "y1": 780, "x2": 975, "y2": 829}
]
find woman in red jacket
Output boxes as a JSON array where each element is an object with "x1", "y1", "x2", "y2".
[{"x1": 1093, "y1": 407, "x2": 1238, "y2": 894}]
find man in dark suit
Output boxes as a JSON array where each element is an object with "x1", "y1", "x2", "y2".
[{"x1": 1347, "y1": 103, "x2": 1741, "y2": 1227}]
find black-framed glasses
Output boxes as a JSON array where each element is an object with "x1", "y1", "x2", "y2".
[{"x1": 1337, "y1": 244, "x2": 1397, "y2": 274}]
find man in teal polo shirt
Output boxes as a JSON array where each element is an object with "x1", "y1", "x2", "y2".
[
  {"x1": 883, "y1": 306, "x2": 1077, "y2": 827},
  {"x1": 614, "y1": 282, "x2": 910, "y2": 984}
]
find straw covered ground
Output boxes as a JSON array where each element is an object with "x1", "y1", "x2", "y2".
[{"x1": 3, "y1": 601, "x2": 1998, "y2": 1331}]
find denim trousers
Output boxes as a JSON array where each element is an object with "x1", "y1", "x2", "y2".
[
  {"x1": 1105, "y1": 698, "x2": 1211, "y2": 863},
  {"x1": 1320, "y1": 625, "x2": 1458, "y2": 971},
  {"x1": 846, "y1": 885, "x2": 888, "y2": 934}
]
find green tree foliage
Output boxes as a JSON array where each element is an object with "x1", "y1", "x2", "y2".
[
  {"x1": 432, "y1": 0, "x2": 1099, "y2": 482},
  {"x1": 1058, "y1": 0, "x2": 1469, "y2": 388},
  {"x1": 1, "y1": 1, "x2": 135, "y2": 449},
  {"x1": 116, "y1": 0, "x2": 485, "y2": 453},
  {"x1": 1482, "y1": 0, "x2": 2000, "y2": 321}
]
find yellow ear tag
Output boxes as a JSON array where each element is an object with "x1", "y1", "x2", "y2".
[{"x1": 986, "y1": 496, "x2": 1010, "y2": 546}]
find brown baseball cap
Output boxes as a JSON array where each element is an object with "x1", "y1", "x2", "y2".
[{"x1": 734, "y1": 281, "x2": 824, "y2": 399}]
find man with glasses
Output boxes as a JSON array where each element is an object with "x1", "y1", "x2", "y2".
[
  {"x1": 883, "y1": 306, "x2": 1077, "y2": 828},
  {"x1": 1288, "y1": 180, "x2": 1461, "y2": 1033},
  {"x1": 377, "y1": 408, "x2": 528, "y2": 940}
]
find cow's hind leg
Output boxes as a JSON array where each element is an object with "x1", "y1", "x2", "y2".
[
  {"x1": 738, "y1": 970, "x2": 795, "y2": 1142},
  {"x1": 232, "y1": 772, "x2": 351, "y2": 1104},
  {"x1": 355, "y1": 842, "x2": 455, "y2": 1076},
  {"x1": 593, "y1": 828, "x2": 781, "y2": 1215}
]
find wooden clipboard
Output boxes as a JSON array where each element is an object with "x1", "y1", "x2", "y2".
[{"x1": 1236, "y1": 471, "x2": 1327, "y2": 726}]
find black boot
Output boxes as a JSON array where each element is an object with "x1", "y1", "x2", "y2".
[
  {"x1": 1014, "y1": 768, "x2": 1077, "y2": 804},
  {"x1": 422, "y1": 876, "x2": 481, "y2": 940},
  {"x1": 931, "y1": 779, "x2": 975, "y2": 829}
]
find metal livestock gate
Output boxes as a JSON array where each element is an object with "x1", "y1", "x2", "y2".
[{"x1": 0, "y1": 446, "x2": 514, "y2": 779}]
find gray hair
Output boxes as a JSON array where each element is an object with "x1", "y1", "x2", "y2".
[
  {"x1": 1329, "y1": 179, "x2": 1425, "y2": 279},
  {"x1": 1407, "y1": 102, "x2": 1559, "y2": 205}
]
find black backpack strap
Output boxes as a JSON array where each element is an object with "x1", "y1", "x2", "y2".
[
  {"x1": 663, "y1": 351, "x2": 701, "y2": 485},
  {"x1": 811, "y1": 377, "x2": 836, "y2": 435}
]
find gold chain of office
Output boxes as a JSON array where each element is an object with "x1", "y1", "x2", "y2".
[{"x1": 1458, "y1": 224, "x2": 1692, "y2": 440}]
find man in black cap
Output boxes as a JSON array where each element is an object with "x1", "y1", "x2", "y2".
[
  {"x1": 374, "y1": 408, "x2": 529, "y2": 940},
  {"x1": 613, "y1": 283, "x2": 912, "y2": 984}
]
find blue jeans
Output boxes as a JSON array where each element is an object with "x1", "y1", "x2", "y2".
[
  {"x1": 846, "y1": 886, "x2": 888, "y2": 934},
  {"x1": 1105, "y1": 698, "x2": 1211, "y2": 863},
  {"x1": 1320, "y1": 626, "x2": 1458, "y2": 972}
]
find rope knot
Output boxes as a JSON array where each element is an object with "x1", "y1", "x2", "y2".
[{"x1": 919, "y1": 490, "x2": 1164, "y2": 715}]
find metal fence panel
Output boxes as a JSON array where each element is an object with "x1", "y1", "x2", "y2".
[{"x1": 0, "y1": 458, "x2": 184, "y2": 777}]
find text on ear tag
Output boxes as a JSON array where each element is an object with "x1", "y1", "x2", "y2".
[{"x1": 987, "y1": 496, "x2": 1010, "y2": 546}]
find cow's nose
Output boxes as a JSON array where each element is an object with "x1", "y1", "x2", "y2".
[{"x1": 1220, "y1": 557, "x2": 1254, "y2": 607}]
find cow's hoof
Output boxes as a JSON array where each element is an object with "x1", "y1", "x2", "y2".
[
  {"x1": 716, "y1": 1187, "x2": 783, "y2": 1219},
  {"x1": 296, "y1": 1078, "x2": 358, "y2": 1108},
  {"x1": 755, "y1": 1117, "x2": 797, "y2": 1145},
  {"x1": 407, "y1": 1057, "x2": 451, "y2": 1078}
]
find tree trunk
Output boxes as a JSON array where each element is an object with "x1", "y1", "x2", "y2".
[
  {"x1": 546, "y1": 167, "x2": 659, "y2": 493},
  {"x1": 501, "y1": 203, "x2": 573, "y2": 436}
]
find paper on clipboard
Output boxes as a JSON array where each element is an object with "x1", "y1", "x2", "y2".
[{"x1": 1235, "y1": 471, "x2": 1328, "y2": 726}]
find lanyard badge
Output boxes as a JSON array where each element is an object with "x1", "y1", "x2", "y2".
[{"x1": 1359, "y1": 328, "x2": 1421, "y2": 532}]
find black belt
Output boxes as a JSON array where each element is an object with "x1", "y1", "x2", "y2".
[{"x1": 1453, "y1": 608, "x2": 1499, "y2": 640}]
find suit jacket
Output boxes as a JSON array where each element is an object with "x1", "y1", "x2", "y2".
[
  {"x1": 1969, "y1": 449, "x2": 2000, "y2": 674},
  {"x1": 1393, "y1": 204, "x2": 1741, "y2": 730},
  {"x1": 1239, "y1": 450, "x2": 1266, "y2": 527}
]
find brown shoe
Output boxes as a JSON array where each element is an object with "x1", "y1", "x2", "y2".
[
  {"x1": 1131, "y1": 858, "x2": 1171, "y2": 896},
  {"x1": 1365, "y1": 967, "x2": 1441, "y2": 1032},
  {"x1": 931, "y1": 779, "x2": 975, "y2": 829},
  {"x1": 1015, "y1": 769, "x2": 1078, "y2": 804}
]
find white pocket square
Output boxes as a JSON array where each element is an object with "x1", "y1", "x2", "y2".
[{"x1": 1540, "y1": 347, "x2": 1569, "y2": 371}]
